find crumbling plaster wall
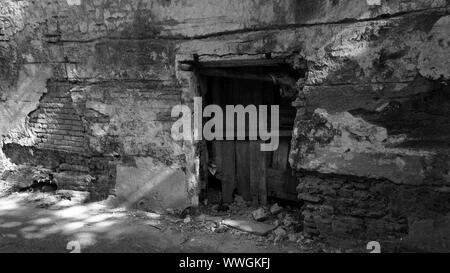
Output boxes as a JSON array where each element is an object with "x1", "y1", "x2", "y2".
[
  {"x1": 0, "y1": 0, "x2": 320, "y2": 208},
  {"x1": 0, "y1": 0, "x2": 449, "y2": 245},
  {"x1": 177, "y1": 0, "x2": 450, "y2": 249}
]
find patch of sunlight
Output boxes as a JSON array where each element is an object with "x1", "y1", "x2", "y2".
[
  {"x1": 84, "y1": 213, "x2": 114, "y2": 224},
  {"x1": 123, "y1": 169, "x2": 176, "y2": 206},
  {"x1": 73, "y1": 232, "x2": 97, "y2": 247},
  {"x1": 92, "y1": 220, "x2": 117, "y2": 229},
  {"x1": 66, "y1": 0, "x2": 82, "y2": 6},
  {"x1": 85, "y1": 202, "x2": 108, "y2": 211},
  {"x1": 144, "y1": 220, "x2": 162, "y2": 226},
  {"x1": 23, "y1": 232, "x2": 47, "y2": 240},
  {"x1": 146, "y1": 212, "x2": 162, "y2": 219},
  {"x1": 53, "y1": 200, "x2": 76, "y2": 208},
  {"x1": 54, "y1": 206, "x2": 89, "y2": 220},
  {"x1": 111, "y1": 212, "x2": 127, "y2": 218},
  {"x1": 29, "y1": 217, "x2": 53, "y2": 225},
  {"x1": 0, "y1": 221, "x2": 22, "y2": 228},
  {"x1": 20, "y1": 225, "x2": 39, "y2": 233},
  {"x1": 40, "y1": 224, "x2": 64, "y2": 235},
  {"x1": 0, "y1": 198, "x2": 19, "y2": 211},
  {"x1": 62, "y1": 221, "x2": 86, "y2": 233}
]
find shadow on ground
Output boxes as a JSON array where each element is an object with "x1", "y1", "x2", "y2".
[{"x1": 0, "y1": 190, "x2": 301, "y2": 253}]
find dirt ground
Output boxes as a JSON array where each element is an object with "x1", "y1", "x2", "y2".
[{"x1": 0, "y1": 184, "x2": 344, "y2": 253}]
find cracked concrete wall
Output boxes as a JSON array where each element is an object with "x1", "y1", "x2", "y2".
[{"x1": 0, "y1": 0, "x2": 449, "y2": 246}]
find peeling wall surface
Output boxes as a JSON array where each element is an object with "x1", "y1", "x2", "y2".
[{"x1": 0, "y1": 0, "x2": 449, "y2": 250}]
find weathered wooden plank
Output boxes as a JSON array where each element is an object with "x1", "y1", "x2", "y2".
[
  {"x1": 272, "y1": 137, "x2": 290, "y2": 171},
  {"x1": 259, "y1": 150, "x2": 268, "y2": 206},
  {"x1": 249, "y1": 141, "x2": 268, "y2": 205},
  {"x1": 199, "y1": 68, "x2": 296, "y2": 87},
  {"x1": 219, "y1": 141, "x2": 236, "y2": 203},
  {"x1": 235, "y1": 141, "x2": 251, "y2": 201},
  {"x1": 198, "y1": 141, "x2": 209, "y2": 192},
  {"x1": 198, "y1": 58, "x2": 287, "y2": 68},
  {"x1": 249, "y1": 141, "x2": 260, "y2": 206}
]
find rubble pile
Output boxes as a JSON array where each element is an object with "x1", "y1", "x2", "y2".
[{"x1": 174, "y1": 195, "x2": 308, "y2": 247}]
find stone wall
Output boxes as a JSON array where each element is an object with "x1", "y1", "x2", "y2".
[
  {"x1": 298, "y1": 173, "x2": 450, "y2": 251},
  {"x1": 0, "y1": 0, "x2": 449, "y2": 248}
]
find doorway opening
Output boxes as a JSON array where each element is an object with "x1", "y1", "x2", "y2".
[{"x1": 195, "y1": 59, "x2": 304, "y2": 207}]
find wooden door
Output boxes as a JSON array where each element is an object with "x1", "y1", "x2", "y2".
[{"x1": 205, "y1": 76, "x2": 296, "y2": 204}]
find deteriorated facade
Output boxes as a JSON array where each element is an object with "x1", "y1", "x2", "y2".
[{"x1": 0, "y1": 0, "x2": 449, "y2": 250}]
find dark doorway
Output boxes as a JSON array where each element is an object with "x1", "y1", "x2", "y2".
[{"x1": 198, "y1": 65, "x2": 299, "y2": 205}]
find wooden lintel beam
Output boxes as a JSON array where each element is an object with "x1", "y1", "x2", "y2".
[
  {"x1": 198, "y1": 58, "x2": 286, "y2": 68},
  {"x1": 178, "y1": 58, "x2": 288, "y2": 71},
  {"x1": 198, "y1": 68, "x2": 297, "y2": 88},
  {"x1": 199, "y1": 68, "x2": 273, "y2": 82}
]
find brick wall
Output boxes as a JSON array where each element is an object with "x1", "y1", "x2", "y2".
[{"x1": 28, "y1": 83, "x2": 87, "y2": 154}]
